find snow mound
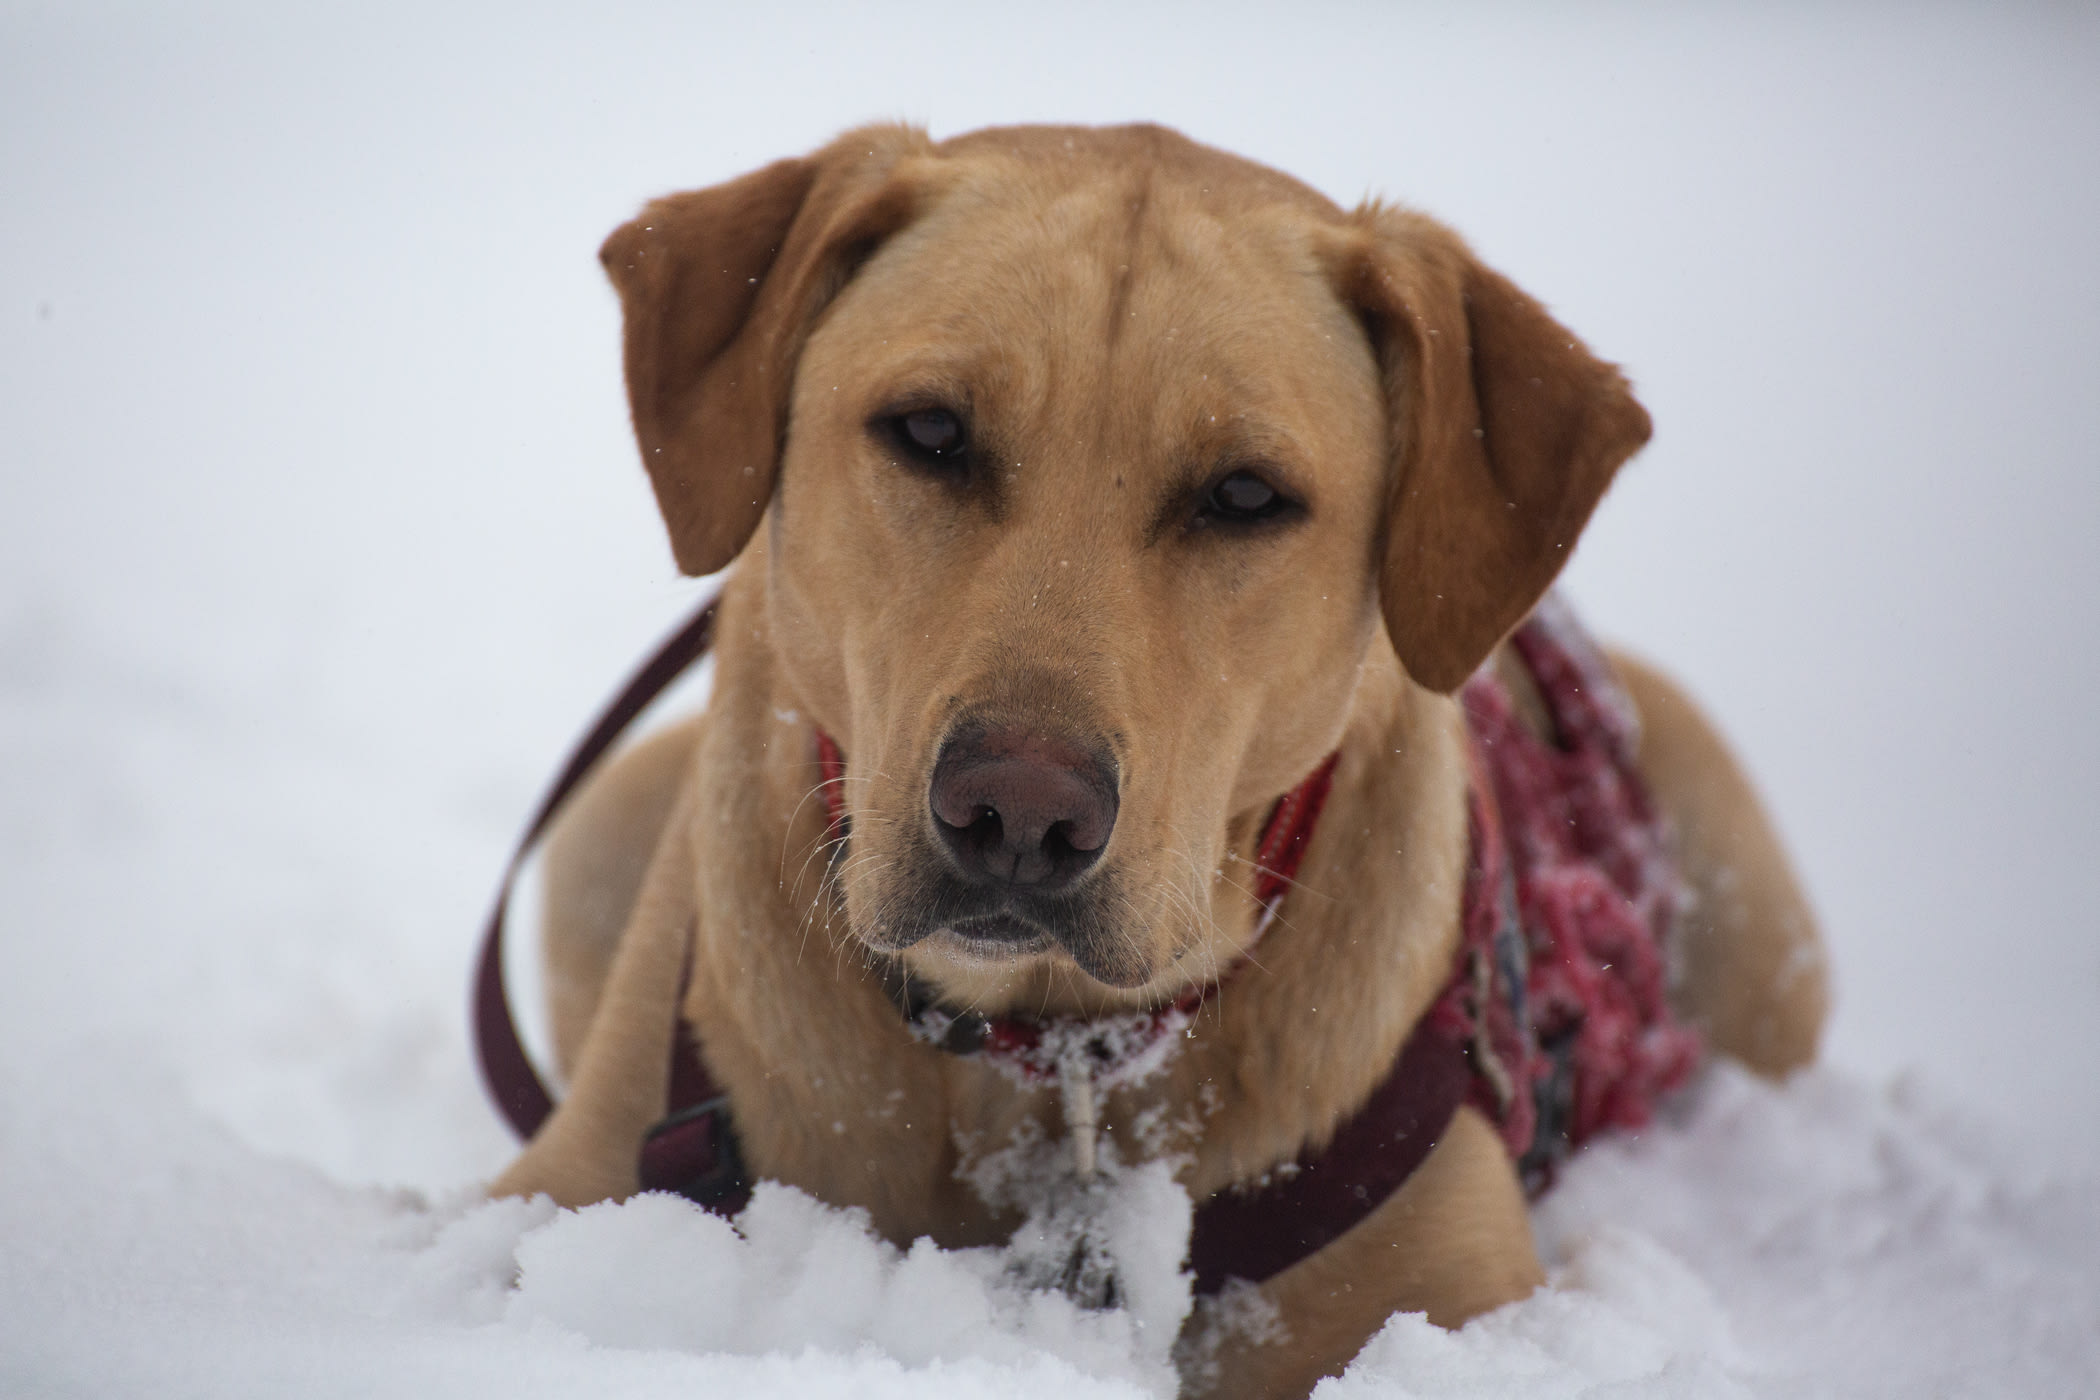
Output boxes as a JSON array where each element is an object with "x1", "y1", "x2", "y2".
[
  {"x1": 1324, "y1": 1231, "x2": 1746, "y2": 1399},
  {"x1": 496, "y1": 1170, "x2": 1186, "y2": 1393}
]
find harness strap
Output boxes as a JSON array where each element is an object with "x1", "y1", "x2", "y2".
[
  {"x1": 472, "y1": 597, "x2": 720, "y2": 1142},
  {"x1": 1186, "y1": 1010, "x2": 1471, "y2": 1294}
]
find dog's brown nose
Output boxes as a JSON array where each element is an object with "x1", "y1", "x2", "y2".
[{"x1": 929, "y1": 726, "x2": 1118, "y2": 891}]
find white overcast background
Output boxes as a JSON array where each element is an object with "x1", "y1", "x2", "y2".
[{"x1": 3, "y1": 4, "x2": 2097, "y2": 1397}]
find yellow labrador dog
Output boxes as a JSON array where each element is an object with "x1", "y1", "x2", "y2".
[{"x1": 491, "y1": 122, "x2": 1826, "y2": 1398}]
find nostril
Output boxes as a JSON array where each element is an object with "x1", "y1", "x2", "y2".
[
  {"x1": 1043, "y1": 820, "x2": 1084, "y2": 861},
  {"x1": 957, "y1": 807, "x2": 1003, "y2": 853},
  {"x1": 1053, "y1": 810, "x2": 1110, "y2": 854}
]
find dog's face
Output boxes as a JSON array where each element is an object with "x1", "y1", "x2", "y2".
[
  {"x1": 770, "y1": 159, "x2": 1390, "y2": 998},
  {"x1": 600, "y1": 125, "x2": 1650, "y2": 1010}
]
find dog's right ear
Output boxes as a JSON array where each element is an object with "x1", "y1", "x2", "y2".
[{"x1": 600, "y1": 127, "x2": 932, "y2": 575}]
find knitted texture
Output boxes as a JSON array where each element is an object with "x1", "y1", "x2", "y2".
[{"x1": 1445, "y1": 595, "x2": 1704, "y2": 1188}]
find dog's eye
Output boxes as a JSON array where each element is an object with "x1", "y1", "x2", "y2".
[
  {"x1": 1202, "y1": 470, "x2": 1289, "y2": 522},
  {"x1": 890, "y1": 408, "x2": 968, "y2": 464}
]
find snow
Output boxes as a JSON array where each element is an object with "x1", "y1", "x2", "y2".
[{"x1": 3, "y1": 4, "x2": 2097, "y2": 1397}]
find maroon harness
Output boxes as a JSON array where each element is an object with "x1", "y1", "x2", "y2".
[{"x1": 473, "y1": 592, "x2": 1698, "y2": 1294}]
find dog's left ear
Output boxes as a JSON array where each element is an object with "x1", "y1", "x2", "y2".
[
  {"x1": 1325, "y1": 209, "x2": 1653, "y2": 693},
  {"x1": 600, "y1": 125, "x2": 933, "y2": 575}
]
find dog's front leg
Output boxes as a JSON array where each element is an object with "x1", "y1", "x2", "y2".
[
  {"x1": 1182, "y1": 1106, "x2": 1542, "y2": 1400},
  {"x1": 489, "y1": 786, "x2": 700, "y2": 1208}
]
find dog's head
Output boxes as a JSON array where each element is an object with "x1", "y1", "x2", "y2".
[{"x1": 601, "y1": 124, "x2": 1649, "y2": 1011}]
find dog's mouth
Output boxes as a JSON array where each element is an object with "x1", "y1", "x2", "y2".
[
  {"x1": 944, "y1": 912, "x2": 1055, "y2": 957},
  {"x1": 855, "y1": 853, "x2": 1150, "y2": 989}
]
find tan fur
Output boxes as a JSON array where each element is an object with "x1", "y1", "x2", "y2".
[
  {"x1": 1609, "y1": 651, "x2": 1828, "y2": 1074},
  {"x1": 540, "y1": 713, "x2": 705, "y2": 1075},
  {"x1": 493, "y1": 123, "x2": 1827, "y2": 1398}
]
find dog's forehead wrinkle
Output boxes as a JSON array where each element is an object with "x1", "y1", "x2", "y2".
[{"x1": 889, "y1": 165, "x2": 1309, "y2": 332}]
